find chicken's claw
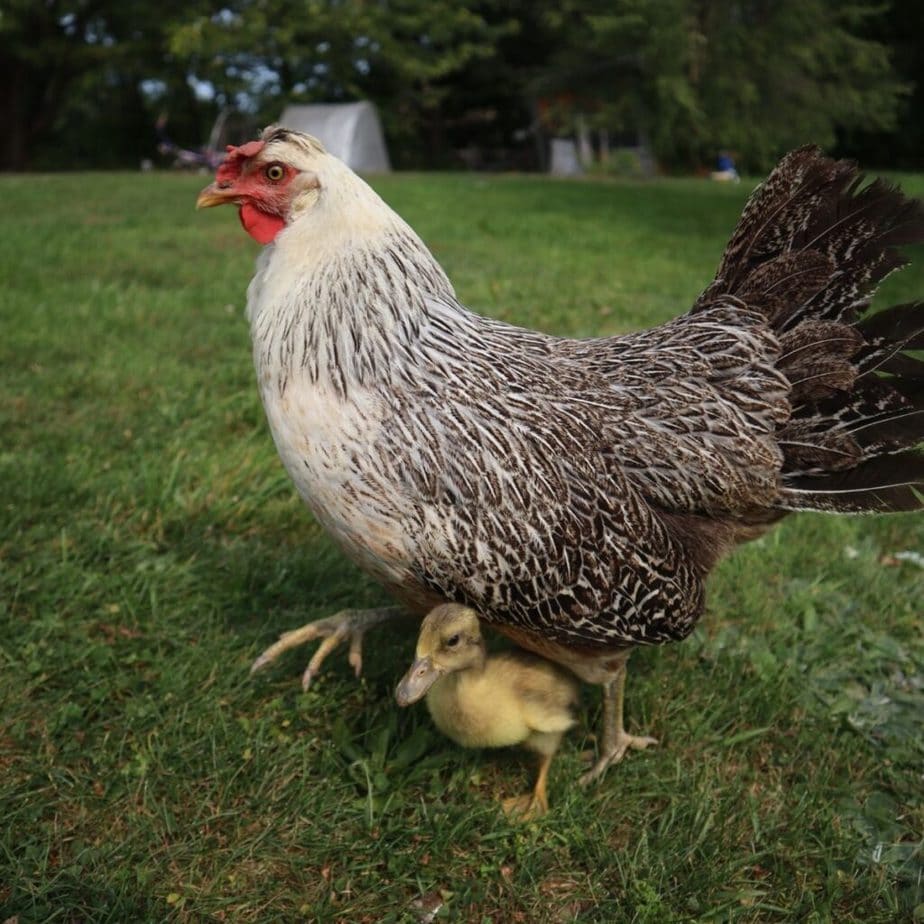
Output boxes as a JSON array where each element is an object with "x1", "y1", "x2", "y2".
[
  {"x1": 578, "y1": 731, "x2": 658, "y2": 787},
  {"x1": 250, "y1": 606, "x2": 405, "y2": 689}
]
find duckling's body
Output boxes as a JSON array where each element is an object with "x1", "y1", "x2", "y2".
[
  {"x1": 425, "y1": 651, "x2": 576, "y2": 751},
  {"x1": 396, "y1": 604, "x2": 579, "y2": 818}
]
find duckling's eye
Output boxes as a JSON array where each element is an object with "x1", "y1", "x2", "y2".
[
  {"x1": 265, "y1": 163, "x2": 285, "y2": 182},
  {"x1": 446, "y1": 634, "x2": 461, "y2": 648}
]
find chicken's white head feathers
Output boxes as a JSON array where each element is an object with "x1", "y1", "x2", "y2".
[
  {"x1": 196, "y1": 126, "x2": 393, "y2": 248},
  {"x1": 198, "y1": 125, "x2": 456, "y2": 382}
]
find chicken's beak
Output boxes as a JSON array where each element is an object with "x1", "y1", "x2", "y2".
[
  {"x1": 196, "y1": 183, "x2": 236, "y2": 209},
  {"x1": 395, "y1": 655, "x2": 443, "y2": 706}
]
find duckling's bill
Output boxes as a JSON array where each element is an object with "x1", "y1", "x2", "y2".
[{"x1": 396, "y1": 655, "x2": 443, "y2": 706}]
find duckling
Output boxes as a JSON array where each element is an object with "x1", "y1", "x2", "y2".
[{"x1": 395, "y1": 603, "x2": 579, "y2": 819}]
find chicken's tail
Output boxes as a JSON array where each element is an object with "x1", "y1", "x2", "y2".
[{"x1": 694, "y1": 146, "x2": 924, "y2": 513}]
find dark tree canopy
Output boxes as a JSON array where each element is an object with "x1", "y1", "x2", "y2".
[
  {"x1": 1, "y1": 0, "x2": 919, "y2": 172},
  {"x1": 0, "y1": 0, "x2": 208, "y2": 170},
  {"x1": 534, "y1": 0, "x2": 907, "y2": 172}
]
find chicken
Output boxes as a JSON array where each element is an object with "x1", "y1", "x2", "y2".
[
  {"x1": 395, "y1": 603, "x2": 580, "y2": 819},
  {"x1": 197, "y1": 128, "x2": 924, "y2": 782}
]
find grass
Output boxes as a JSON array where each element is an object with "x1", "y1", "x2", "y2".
[{"x1": 1, "y1": 167, "x2": 922, "y2": 923}]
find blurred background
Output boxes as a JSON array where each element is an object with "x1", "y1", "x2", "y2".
[{"x1": 3, "y1": 0, "x2": 923, "y2": 176}]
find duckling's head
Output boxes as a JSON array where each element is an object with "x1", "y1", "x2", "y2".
[{"x1": 395, "y1": 604, "x2": 486, "y2": 706}]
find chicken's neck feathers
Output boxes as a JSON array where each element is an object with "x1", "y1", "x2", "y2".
[{"x1": 248, "y1": 205, "x2": 473, "y2": 399}]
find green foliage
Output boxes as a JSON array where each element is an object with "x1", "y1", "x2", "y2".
[
  {"x1": 168, "y1": 1, "x2": 515, "y2": 163},
  {"x1": 694, "y1": 1, "x2": 906, "y2": 171},
  {"x1": 839, "y1": 0, "x2": 924, "y2": 168},
  {"x1": 1, "y1": 170, "x2": 923, "y2": 920},
  {"x1": 1, "y1": 0, "x2": 912, "y2": 173},
  {"x1": 0, "y1": 0, "x2": 214, "y2": 169},
  {"x1": 539, "y1": 0, "x2": 907, "y2": 172}
]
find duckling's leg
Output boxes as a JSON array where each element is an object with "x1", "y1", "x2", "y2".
[
  {"x1": 502, "y1": 753, "x2": 552, "y2": 820},
  {"x1": 579, "y1": 661, "x2": 657, "y2": 786},
  {"x1": 502, "y1": 732, "x2": 562, "y2": 820},
  {"x1": 250, "y1": 606, "x2": 406, "y2": 690},
  {"x1": 532, "y1": 752, "x2": 552, "y2": 814}
]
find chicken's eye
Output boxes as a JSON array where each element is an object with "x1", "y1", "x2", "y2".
[
  {"x1": 446, "y1": 634, "x2": 460, "y2": 648},
  {"x1": 265, "y1": 164, "x2": 285, "y2": 182}
]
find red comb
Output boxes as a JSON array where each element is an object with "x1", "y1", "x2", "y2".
[{"x1": 216, "y1": 139, "x2": 266, "y2": 182}]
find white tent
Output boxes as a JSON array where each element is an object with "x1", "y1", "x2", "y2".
[{"x1": 278, "y1": 102, "x2": 391, "y2": 173}]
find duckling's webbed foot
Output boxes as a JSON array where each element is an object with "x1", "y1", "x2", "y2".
[
  {"x1": 501, "y1": 792, "x2": 548, "y2": 821},
  {"x1": 578, "y1": 663, "x2": 657, "y2": 787},
  {"x1": 250, "y1": 606, "x2": 406, "y2": 690},
  {"x1": 501, "y1": 751, "x2": 554, "y2": 821}
]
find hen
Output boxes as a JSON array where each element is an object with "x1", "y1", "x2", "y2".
[{"x1": 198, "y1": 129, "x2": 924, "y2": 781}]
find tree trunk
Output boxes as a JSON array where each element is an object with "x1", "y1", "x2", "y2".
[{"x1": 0, "y1": 59, "x2": 33, "y2": 170}]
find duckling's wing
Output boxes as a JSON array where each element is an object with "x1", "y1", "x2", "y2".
[{"x1": 498, "y1": 656, "x2": 578, "y2": 734}]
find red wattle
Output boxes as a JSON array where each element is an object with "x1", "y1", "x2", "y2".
[{"x1": 239, "y1": 203, "x2": 285, "y2": 245}]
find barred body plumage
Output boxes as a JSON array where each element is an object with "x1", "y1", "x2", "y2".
[{"x1": 235, "y1": 133, "x2": 924, "y2": 676}]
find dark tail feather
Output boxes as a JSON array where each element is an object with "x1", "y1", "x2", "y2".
[
  {"x1": 858, "y1": 301, "x2": 924, "y2": 346},
  {"x1": 695, "y1": 146, "x2": 924, "y2": 514},
  {"x1": 778, "y1": 311, "x2": 924, "y2": 512},
  {"x1": 781, "y1": 454, "x2": 924, "y2": 513},
  {"x1": 694, "y1": 147, "x2": 924, "y2": 326}
]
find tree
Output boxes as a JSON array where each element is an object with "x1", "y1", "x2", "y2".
[
  {"x1": 0, "y1": 0, "x2": 914, "y2": 172},
  {"x1": 695, "y1": 1, "x2": 906, "y2": 171},
  {"x1": 0, "y1": 0, "x2": 208, "y2": 170},
  {"x1": 533, "y1": 0, "x2": 906, "y2": 172},
  {"x1": 168, "y1": 1, "x2": 515, "y2": 165},
  {"x1": 837, "y1": 0, "x2": 924, "y2": 168}
]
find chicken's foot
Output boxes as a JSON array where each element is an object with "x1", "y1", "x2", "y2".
[
  {"x1": 579, "y1": 662, "x2": 657, "y2": 786},
  {"x1": 250, "y1": 606, "x2": 406, "y2": 690}
]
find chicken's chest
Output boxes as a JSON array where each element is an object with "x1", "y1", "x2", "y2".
[
  {"x1": 244, "y1": 239, "x2": 447, "y2": 600},
  {"x1": 257, "y1": 364, "x2": 411, "y2": 581}
]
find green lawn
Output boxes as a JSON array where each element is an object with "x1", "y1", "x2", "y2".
[{"x1": 1, "y1": 168, "x2": 922, "y2": 923}]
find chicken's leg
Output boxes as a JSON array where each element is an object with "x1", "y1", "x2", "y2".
[
  {"x1": 250, "y1": 606, "x2": 406, "y2": 690},
  {"x1": 579, "y1": 660, "x2": 657, "y2": 786}
]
